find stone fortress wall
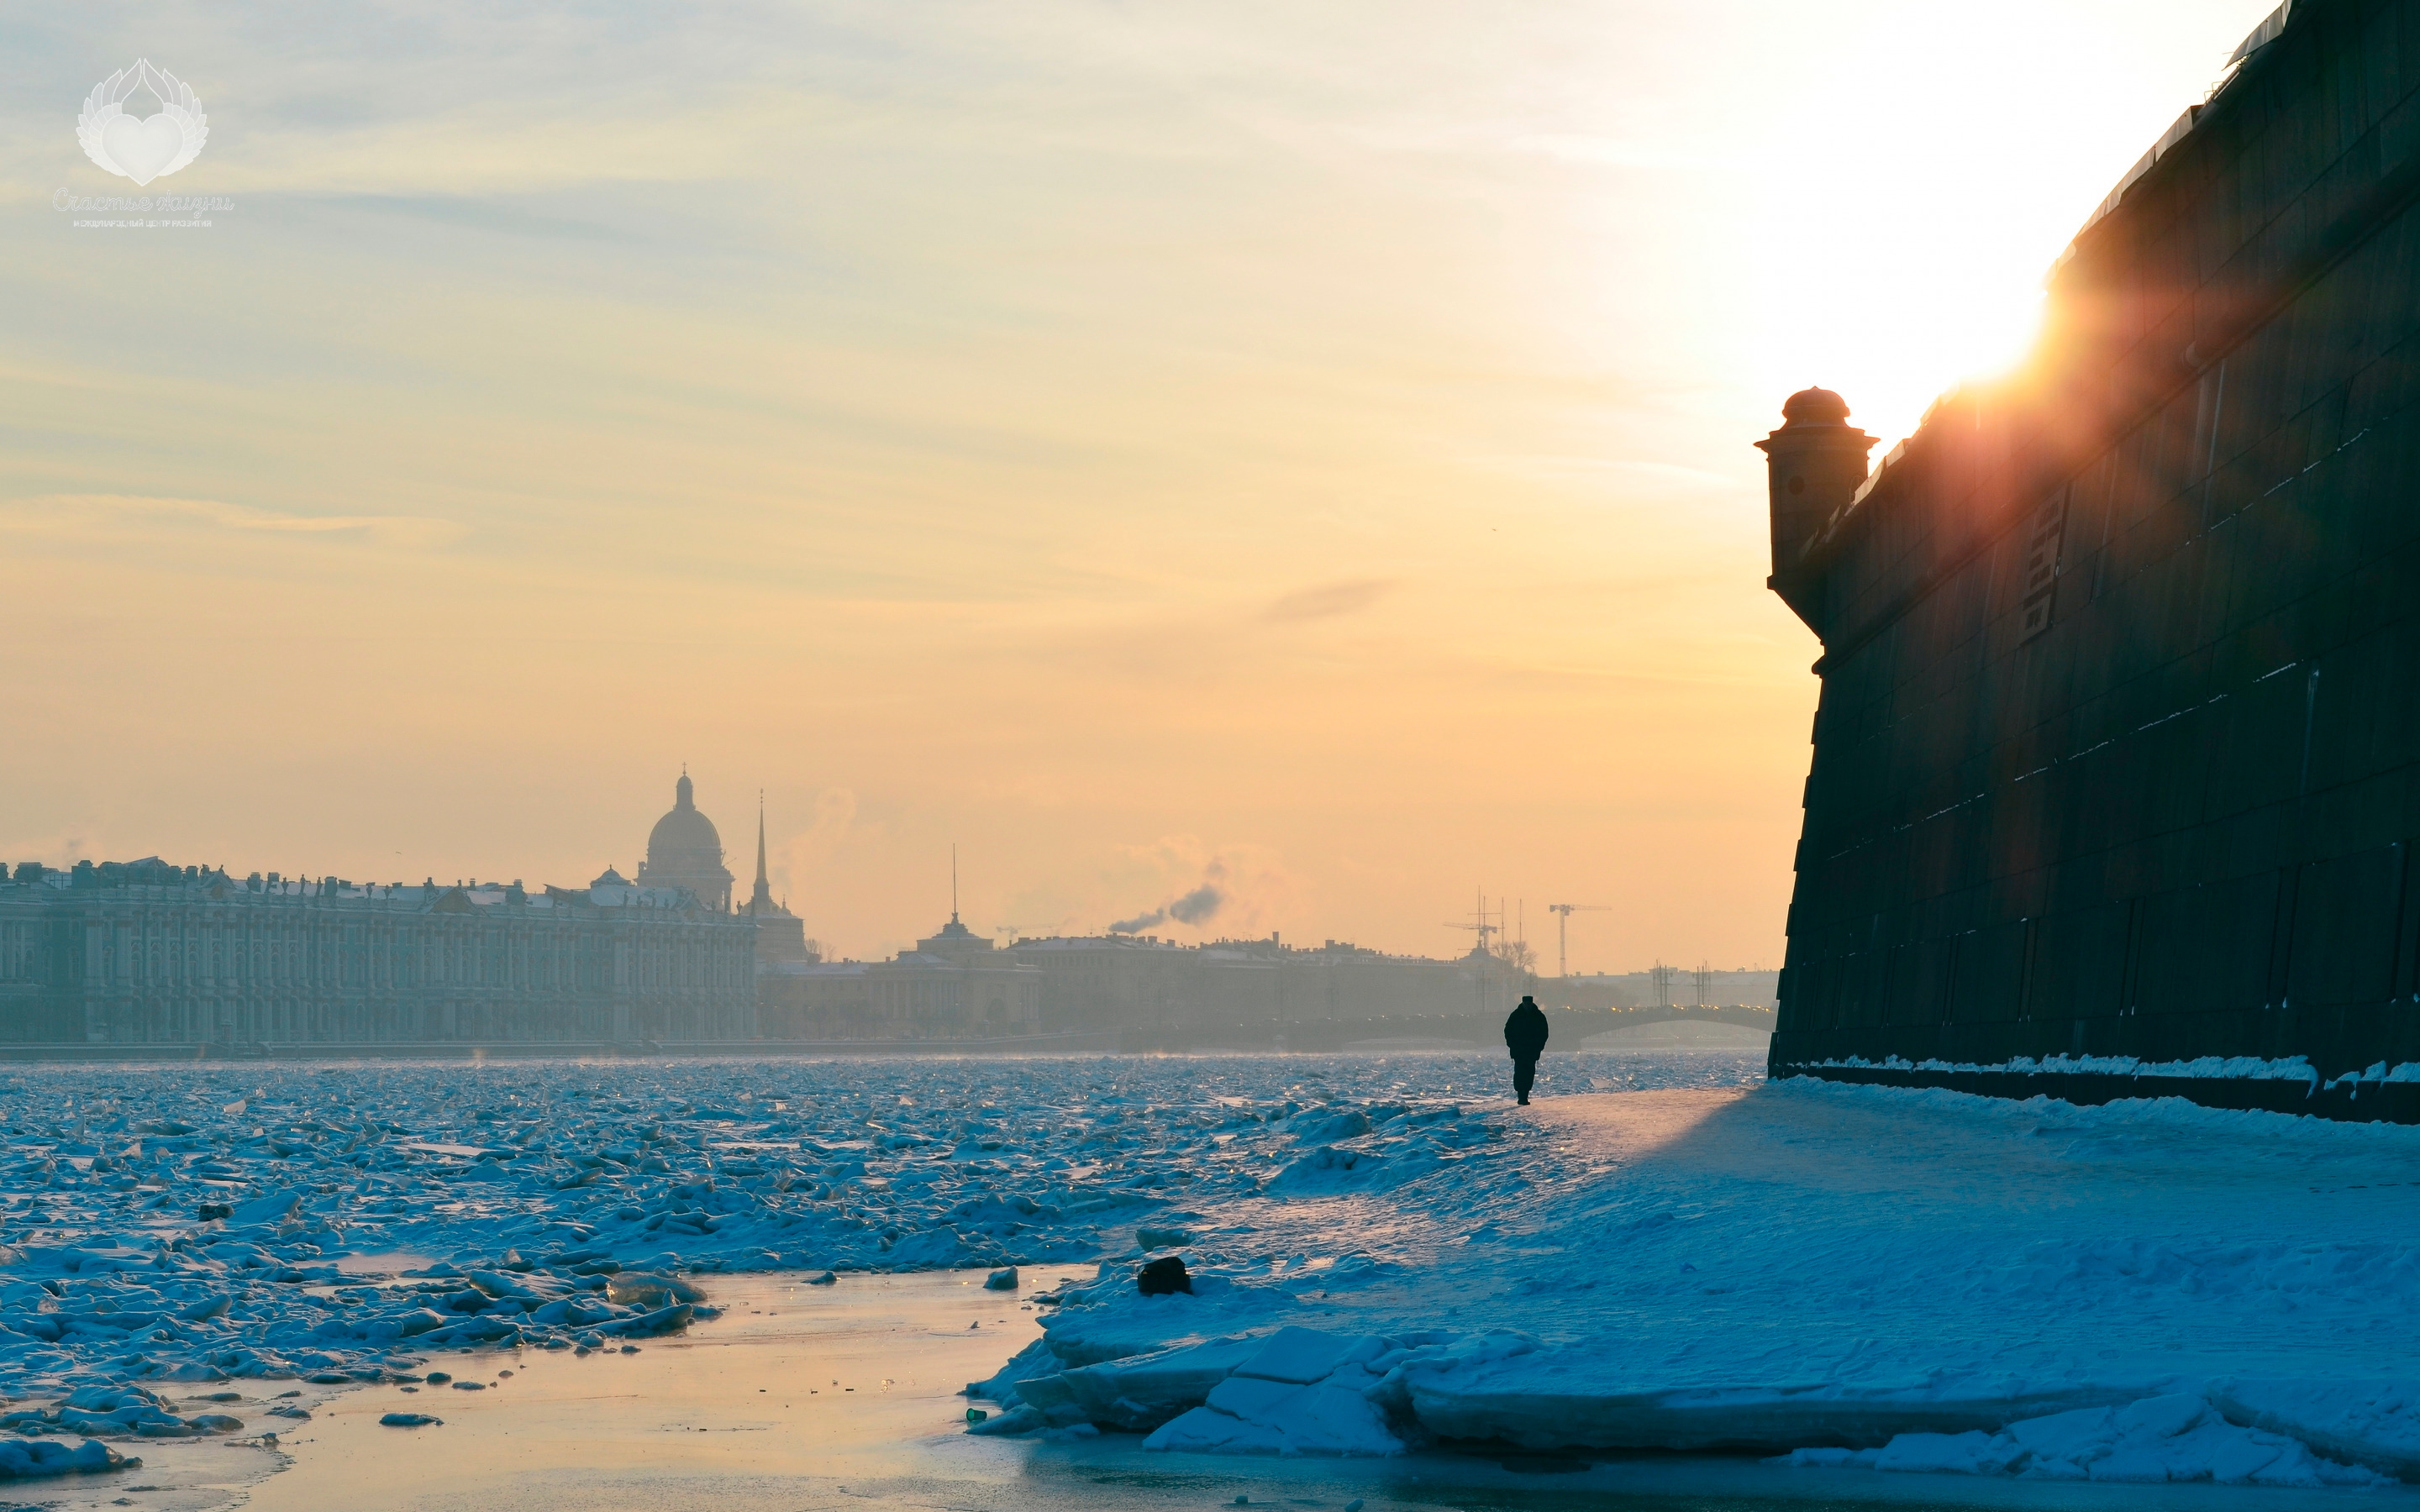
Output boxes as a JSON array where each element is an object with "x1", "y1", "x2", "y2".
[{"x1": 1765, "y1": 0, "x2": 2420, "y2": 1111}]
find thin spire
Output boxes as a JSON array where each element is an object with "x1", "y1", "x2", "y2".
[
  {"x1": 951, "y1": 843, "x2": 959, "y2": 923},
  {"x1": 749, "y1": 788, "x2": 772, "y2": 915}
]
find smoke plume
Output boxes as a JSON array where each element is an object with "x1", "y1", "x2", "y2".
[{"x1": 1110, "y1": 861, "x2": 1228, "y2": 934}]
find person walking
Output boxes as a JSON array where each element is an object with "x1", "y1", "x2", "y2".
[{"x1": 1503, "y1": 994, "x2": 1549, "y2": 1105}]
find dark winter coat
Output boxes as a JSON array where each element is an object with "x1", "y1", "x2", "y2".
[{"x1": 1504, "y1": 1000, "x2": 1549, "y2": 1060}]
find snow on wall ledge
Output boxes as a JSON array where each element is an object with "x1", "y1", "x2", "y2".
[
  {"x1": 1803, "y1": 1053, "x2": 2336, "y2": 1082},
  {"x1": 1778, "y1": 1052, "x2": 2420, "y2": 1124},
  {"x1": 971, "y1": 1069, "x2": 2420, "y2": 1488}
]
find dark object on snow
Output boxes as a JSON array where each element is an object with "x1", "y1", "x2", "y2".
[
  {"x1": 1505, "y1": 995, "x2": 1549, "y2": 1104},
  {"x1": 197, "y1": 1203, "x2": 233, "y2": 1221},
  {"x1": 1137, "y1": 1255, "x2": 1192, "y2": 1296}
]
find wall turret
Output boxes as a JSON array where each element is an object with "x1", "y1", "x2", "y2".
[{"x1": 1754, "y1": 386, "x2": 1875, "y2": 633}]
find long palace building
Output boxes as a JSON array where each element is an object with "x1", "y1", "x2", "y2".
[
  {"x1": 1764, "y1": 0, "x2": 2420, "y2": 1116},
  {"x1": 0, "y1": 774, "x2": 785, "y2": 1048}
]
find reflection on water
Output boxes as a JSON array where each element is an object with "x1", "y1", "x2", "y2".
[{"x1": 242, "y1": 1265, "x2": 1087, "y2": 1512}]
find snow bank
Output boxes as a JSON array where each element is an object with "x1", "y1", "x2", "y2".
[
  {"x1": 981, "y1": 1320, "x2": 2204, "y2": 1463},
  {"x1": 968, "y1": 1071, "x2": 2420, "y2": 1489}
]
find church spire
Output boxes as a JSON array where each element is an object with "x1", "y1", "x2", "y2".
[{"x1": 749, "y1": 789, "x2": 773, "y2": 916}]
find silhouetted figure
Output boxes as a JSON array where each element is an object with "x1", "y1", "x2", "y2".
[{"x1": 1504, "y1": 995, "x2": 1549, "y2": 1105}]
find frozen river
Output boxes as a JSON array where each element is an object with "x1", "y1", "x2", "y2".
[{"x1": 4, "y1": 1049, "x2": 2420, "y2": 1504}]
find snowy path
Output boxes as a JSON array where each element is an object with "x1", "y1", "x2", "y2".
[{"x1": 1501, "y1": 1084, "x2": 2420, "y2": 1387}]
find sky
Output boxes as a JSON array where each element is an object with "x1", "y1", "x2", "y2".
[{"x1": 0, "y1": 0, "x2": 2281, "y2": 968}]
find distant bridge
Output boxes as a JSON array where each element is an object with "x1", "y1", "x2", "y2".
[{"x1": 1130, "y1": 1001, "x2": 1774, "y2": 1054}]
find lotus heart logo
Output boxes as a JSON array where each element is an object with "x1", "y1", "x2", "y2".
[{"x1": 76, "y1": 60, "x2": 209, "y2": 187}]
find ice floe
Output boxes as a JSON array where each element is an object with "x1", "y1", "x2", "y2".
[{"x1": 0, "y1": 1435, "x2": 135, "y2": 1478}]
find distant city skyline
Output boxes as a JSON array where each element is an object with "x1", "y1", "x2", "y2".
[{"x1": 0, "y1": 772, "x2": 1770, "y2": 977}]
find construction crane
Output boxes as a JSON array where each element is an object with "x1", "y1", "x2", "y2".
[
  {"x1": 1442, "y1": 890, "x2": 1507, "y2": 1016},
  {"x1": 1441, "y1": 889, "x2": 1505, "y2": 953},
  {"x1": 1546, "y1": 903, "x2": 1609, "y2": 982}
]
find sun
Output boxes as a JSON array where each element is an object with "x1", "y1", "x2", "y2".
[{"x1": 1736, "y1": 0, "x2": 2275, "y2": 448}]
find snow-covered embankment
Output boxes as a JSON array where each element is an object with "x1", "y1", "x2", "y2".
[{"x1": 971, "y1": 1076, "x2": 2420, "y2": 1488}]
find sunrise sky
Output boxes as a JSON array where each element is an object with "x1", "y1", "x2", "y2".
[{"x1": 0, "y1": 0, "x2": 2279, "y2": 967}]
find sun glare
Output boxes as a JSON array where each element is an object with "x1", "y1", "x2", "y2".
[{"x1": 1739, "y1": 0, "x2": 2271, "y2": 448}]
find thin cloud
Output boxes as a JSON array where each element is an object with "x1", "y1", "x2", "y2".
[
  {"x1": 1469, "y1": 455, "x2": 1744, "y2": 491},
  {"x1": 1505, "y1": 133, "x2": 1747, "y2": 172},
  {"x1": 3, "y1": 494, "x2": 466, "y2": 549},
  {"x1": 1264, "y1": 577, "x2": 1397, "y2": 623}
]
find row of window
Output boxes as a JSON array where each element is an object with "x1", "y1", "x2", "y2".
[
  {"x1": 87, "y1": 918, "x2": 750, "y2": 994},
  {"x1": 85, "y1": 994, "x2": 755, "y2": 1044}
]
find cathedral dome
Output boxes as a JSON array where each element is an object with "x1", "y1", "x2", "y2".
[
  {"x1": 638, "y1": 771, "x2": 735, "y2": 910},
  {"x1": 647, "y1": 773, "x2": 723, "y2": 864}
]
